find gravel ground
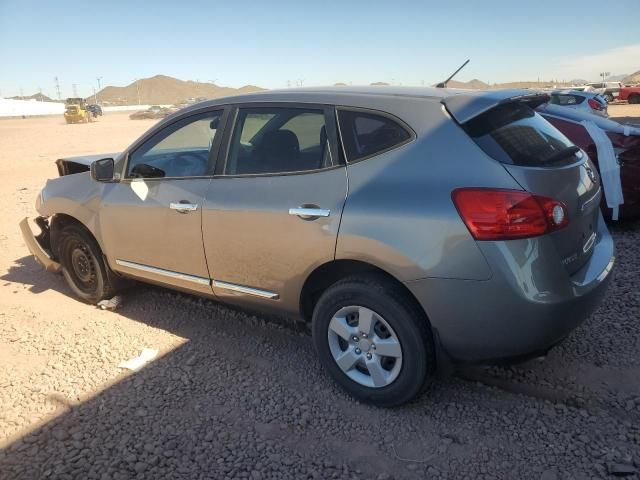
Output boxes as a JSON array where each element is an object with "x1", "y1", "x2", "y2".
[{"x1": 1, "y1": 112, "x2": 639, "y2": 479}]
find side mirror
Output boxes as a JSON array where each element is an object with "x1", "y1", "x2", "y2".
[{"x1": 90, "y1": 158, "x2": 115, "y2": 182}]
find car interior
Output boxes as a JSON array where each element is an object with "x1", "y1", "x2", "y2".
[{"x1": 227, "y1": 109, "x2": 331, "y2": 175}]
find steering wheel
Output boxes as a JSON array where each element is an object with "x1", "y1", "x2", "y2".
[{"x1": 171, "y1": 152, "x2": 206, "y2": 177}]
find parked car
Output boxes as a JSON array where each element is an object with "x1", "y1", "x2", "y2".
[
  {"x1": 21, "y1": 87, "x2": 614, "y2": 406},
  {"x1": 548, "y1": 90, "x2": 608, "y2": 117},
  {"x1": 129, "y1": 105, "x2": 171, "y2": 120},
  {"x1": 537, "y1": 102, "x2": 640, "y2": 218},
  {"x1": 618, "y1": 86, "x2": 640, "y2": 104},
  {"x1": 584, "y1": 82, "x2": 623, "y2": 103},
  {"x1": 87, "y1": 104, "x2": 103, "y2": 117}
]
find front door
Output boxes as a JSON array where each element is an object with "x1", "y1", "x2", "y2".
[
  {"x1": 202, "y1": 104, "x2": 347, "y2": 313},
  {"x1": 100, "y1": 109, "x2": 225, "y2": 294}
]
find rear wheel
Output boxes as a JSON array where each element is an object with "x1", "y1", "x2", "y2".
[
  {"x1": 57, "y1": 225, "x2": 115, "y2": 303},
  {"x1": 604, "y1": 93, "x2": 614, "y2": 103},
  {"x1": 312, "y1": 274, "x2": 435, "y2": 407},
  {"x1": 629, "y1": 94, "x2": 640, "y2": 105}
]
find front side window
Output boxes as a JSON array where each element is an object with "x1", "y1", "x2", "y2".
[
  {"x1": 338, "y1": 110, "x2": 411, "y2": 162},
  {"x1": 226, "y1": 107, "x2": 330, "y2": 175},
  {"x1": 127, "y1": 111, "x2": 223, "y2": 178}
]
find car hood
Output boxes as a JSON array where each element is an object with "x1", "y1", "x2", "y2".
[
  {"x1": 56, "y1": 153, "x2": 120, "y2": 176},
  {"x1": 441, "y1": 89, "x2": 550, "y2": 124}
]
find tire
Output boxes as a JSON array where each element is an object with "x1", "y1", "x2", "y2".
[
  {"x1": 312, "y1": 274, "x2": 435, "y2": 407},
  {"x1": 629, "y1": 95, "x2": 640, "y2": 105},
  {"x1": 57, "y1": 224, "x2": 115, "y2": 303},
  {"x1": 604, "y1": 93, "x2": 614, "y2": 103}
]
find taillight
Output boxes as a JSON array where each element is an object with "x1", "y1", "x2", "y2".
[
  {"x1": 452, "y1": 188, "x2": 569, "y2": 240},
  {"x1": 588, "y1": 98, "x2": 604, "y2": 111}
]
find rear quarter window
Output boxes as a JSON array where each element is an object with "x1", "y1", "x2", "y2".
[{"x1": 338, "y1": 109, "x2": 412, "y2": 162}]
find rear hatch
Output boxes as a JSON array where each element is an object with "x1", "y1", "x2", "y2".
[{"x1": 457, "y1": 100, "x2": 601, "y2": 275}]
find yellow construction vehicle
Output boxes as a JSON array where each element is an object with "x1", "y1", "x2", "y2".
[{"x1": 64, "y1": 98, "x2": 92, "y2": 124}]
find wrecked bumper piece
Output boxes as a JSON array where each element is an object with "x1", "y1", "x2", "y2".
[{"x1": 19, "y1": 217, "x2": 61, "y2": 273}]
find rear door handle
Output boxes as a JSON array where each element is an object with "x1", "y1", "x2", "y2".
[
  {"x1": 170, "y1": 202, "x2": 199, "y2": 213},
  {"x1": 288, "y1": 207, "x2": 330, "y2": 219}
]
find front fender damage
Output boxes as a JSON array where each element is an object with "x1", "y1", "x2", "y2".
[{"x1": 19, "y1": 216, "x2": 61, "y2": 273}]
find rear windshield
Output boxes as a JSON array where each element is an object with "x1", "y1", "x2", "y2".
[{"x1": 464, "y1": 102, "x2": 576, "y2": 166}]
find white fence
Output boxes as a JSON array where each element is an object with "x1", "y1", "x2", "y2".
[
  {"x1": 0, "y1": 98, "x2": 64, "y2": 117},
  {"x1": 0, "y1": 99, "x2": 171, "y2": 117}
]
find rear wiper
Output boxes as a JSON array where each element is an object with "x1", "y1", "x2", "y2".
[{"x1": 544, "y1": 146, "x2": 579, "y2": 164}]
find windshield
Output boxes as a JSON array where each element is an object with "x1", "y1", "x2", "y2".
[{"x1": 464, "y1": 102, "x2": 577, "y2": 166}]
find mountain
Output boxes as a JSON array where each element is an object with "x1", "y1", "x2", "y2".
[
  {"x1": 605, "y1": 74, "x2": 629, "y2": 82},
  {"x1": 9, "y1": 92, "x2": 56, "y2": 102},
  {"x1": 96, "y1": 75, "x2": 265, "y2": 105},
  {"x1": 623, "y1": 70, "x2": 640, "y2": 85},
  {"x1": 370, "y1": 82, "x2": 390, "y2": 86},
  {"x1": 570, "y1": 79, "x2": 589, "y2": 85},
  {"x1": 445, "y1": 78, "x2": 489, "y2": 89}
]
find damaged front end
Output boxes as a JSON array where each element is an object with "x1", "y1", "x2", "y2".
[
  {"x1": 19, "y1": 216, "x2": 61, "y2": 273},
  {"x1": 56, "y1": 152, "x2": 119, "y2": 177}
]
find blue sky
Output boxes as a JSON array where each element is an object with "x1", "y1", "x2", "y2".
[{"x1": 1, "y1": 0, "x2": 637, "y2": 98}]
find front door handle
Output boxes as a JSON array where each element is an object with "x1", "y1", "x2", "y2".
[
  {"x1": 170, "y1": 201, "x2": 199, "y2": 213},
  {"x1": 288, "y1": 206, "x2": 330, "y2": 219}
]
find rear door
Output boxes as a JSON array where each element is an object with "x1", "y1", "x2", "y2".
[
  {"x1": 462, "y1": 102, "x2": 601, "y2": 274},
  {"x1": 202, "y1": 103, "x2": 347, "y2": 314}
]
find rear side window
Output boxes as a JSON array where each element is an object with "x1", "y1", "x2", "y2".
[
  {"x1": 549, "y1": 94, "x2": 585, "y2": 105},
  {"x1": 338, "y1": 110, "x2": 411, "y2": 162},
  {"x1": 464, "y1": 102, "x2": 575, "y2": 167},
  {"x1": 226, "y1": 107, "x2": 330, "y2": 175}
]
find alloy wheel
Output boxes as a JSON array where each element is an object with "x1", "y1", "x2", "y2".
[{"x1": 327, "y1": 305, "x2": 403, "y2": 388}]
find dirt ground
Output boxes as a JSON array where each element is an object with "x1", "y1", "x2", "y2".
[{"x1": 0, "y1": 108, "x2": 639, "y2": 479}]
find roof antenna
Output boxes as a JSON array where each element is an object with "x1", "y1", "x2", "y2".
[{"x1": 436, "y1": 59, "x2": 470, "y2": 88}]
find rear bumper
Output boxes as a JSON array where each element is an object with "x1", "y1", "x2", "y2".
[
  {"x1": 406, "y1": 214, "x2": 615, "y2": 363},
  {"x1": 19, "y1": 217, "x2": 61, "y2": 273}
]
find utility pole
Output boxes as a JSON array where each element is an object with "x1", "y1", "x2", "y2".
[
  {"x1": 19, "y1": 88, "x2": 24, "y2": 100},
  {"x1": 54, "y1": 77, "x2": 61, "y2": 100},
  {"x1": 93, "y1": 87, "x2": 97, "y2": 104},
  {"x1": 600, "y1": 71, "x2": 610, "y2": 83},
  {"x1": 133, "y1": 79, "x2": 141, "y2": 105},
  {"x1": 96, "y1": 76, "x2": 103, "y2": 104},
  {"x1": 72, "y1": 84, "x2": 78, "y2": 97}
]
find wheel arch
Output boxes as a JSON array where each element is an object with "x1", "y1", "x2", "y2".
[
  {"x1": 299, "y1": 259, "x2": 429, "y2": 325},
  {"x1": 49, "y1": 213, "x2": 102, "y2": 259}
]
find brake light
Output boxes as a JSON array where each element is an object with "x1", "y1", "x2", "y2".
[
  {"x1": 588, "y1": 98, "x2": 604, "y2": 111},
  {"x1": 452, "y1": 188, "x2": 569, "y2": 240}
]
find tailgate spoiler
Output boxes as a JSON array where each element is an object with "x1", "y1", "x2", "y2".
[{"x1": 442, "y1": 89, "x2": 549, "y2": 124}]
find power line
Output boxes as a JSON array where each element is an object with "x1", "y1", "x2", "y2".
[
  {"x1": 54, "y1": 77, "x2": 61, "y2": 100},
  {"x1": 96, "y1": 77, "x2": 103, "y2": 104}
]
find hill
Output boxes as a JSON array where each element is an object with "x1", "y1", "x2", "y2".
[
  {"x1": 96, "y1": 75, "x2": 265, "y2": 105},
  {"x1": 9, "y1": 92, "x2": 56, "y2": 102},
  {"x1": 446, "y1": 78, "x2": 489, "y2": 89},
  {"x1": 623, "y1": 70, "x2": 640, "y2": 85}
]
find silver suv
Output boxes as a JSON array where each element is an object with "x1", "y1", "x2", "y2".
[{"x1": 21, "y1": 87, "x2": 614, "y2": 406}]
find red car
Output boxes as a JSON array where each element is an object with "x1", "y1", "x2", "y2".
[
  {"x1": 618, "y1": 86, "x2": 640, "y2": 104},
  {"x1": 537, "y1": 103, "x2": 640, "y2": 219}
]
